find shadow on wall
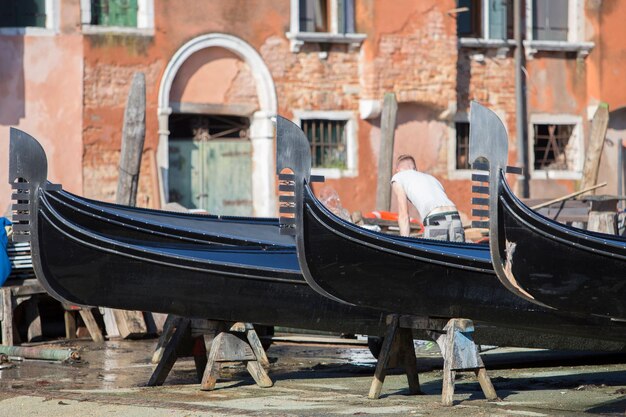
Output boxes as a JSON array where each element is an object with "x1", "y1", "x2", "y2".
[
  {"x1": 0, "y1": 35, "x2": 25, "y2": 125},
  {"x1": 600, "y1": 106, "x2": 626, "y2": 195}
]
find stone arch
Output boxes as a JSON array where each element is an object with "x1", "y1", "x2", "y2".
[{"x1": 157, "y1": 33, "x2": 277, "y2": 216}]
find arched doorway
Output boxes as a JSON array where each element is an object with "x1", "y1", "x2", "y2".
[{"x1": 157, "y1": 34, "x2": 277, "y2": 216}]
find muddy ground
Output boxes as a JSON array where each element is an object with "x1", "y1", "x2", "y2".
[{"x1": 0, "y1": 338, "x2": 624, "y2": 416}]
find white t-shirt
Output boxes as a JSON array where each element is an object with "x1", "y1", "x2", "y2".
[{"x1": 391, "y1": 170, "x2": 455, "y2": 219}]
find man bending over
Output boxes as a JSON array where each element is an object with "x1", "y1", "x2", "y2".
[{"x1": 391, "y1": 155, "x2": 464, "y2": 242}]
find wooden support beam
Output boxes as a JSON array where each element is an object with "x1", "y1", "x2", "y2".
[
  {"x1": 107, "y1": 72, "x2": 148, "y2": 338},
  {"x1": 580, "y1": 103, "x2": 609, "y2": 195},
  {"x1": 1, "y1": 288, "x2": 13, "y2": 346},
  {"x1": 376, "y1": 93, "x2": 398, "y2": 211},
  {"x1": 78, "y1": 309, "x2": 104, "y2": 343},
  {"x1": 147, "y1": 318, "x2": 191, "y2": 387},
  {"x1": 368, "y1": 314, "x2": 421, "y2": 399},
  {"x1": 24, "y1": 297, "x2": 42, "y2": 343}
]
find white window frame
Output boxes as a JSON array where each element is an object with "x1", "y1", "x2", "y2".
[
  {"x1": 458, "y1": 0, "x2": 593, "y2": 58},
  {"x1": 447, "y1": 113, "x2": 474, "y2": 180},
  {"x1": 292, "y1": 110, "x2": 358, "y2": 179},
  {"x1": 81, "y1": 0, "x2": 154, "y2": 36},
  {"x1": 529, "y1": 113, "x2": 583, "y2": 180},
  {"x1": 0, "y1": 0, "x2": 60, "y2": 36},
  {"x1": 286, "y1": 0, "x2": 366, "y2": 53}
]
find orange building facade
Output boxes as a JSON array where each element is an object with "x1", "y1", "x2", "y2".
[{"x1": 1, "y1": 0, "x2": 625, "y2": 222}]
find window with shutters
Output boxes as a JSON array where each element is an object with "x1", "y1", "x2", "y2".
[
  {"x1": 0, "y1": 0, "x2": 47, "y2": 28},
  {"x1": 90, "y1": 0, "x2": 137, "y2": 27},
  {"x1": 457, "y1": 0, "x2": 592, "y2": 57},
  {"x1": 529, "y1": 114, "x2": 583, "y2": 179},
  {"x1": 293, "y1": 111, "x2": 358, "y2": 178},
  {"x1": 287, "y1": 0, "x2": 366, "y2": 53},
  {"x1": 81, "y1": 0, "x2": 154, "y2": 33}
]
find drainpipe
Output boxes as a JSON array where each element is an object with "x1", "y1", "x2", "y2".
[{"x1": 514, "y1": 0, "x2": 530, "y2": 197}]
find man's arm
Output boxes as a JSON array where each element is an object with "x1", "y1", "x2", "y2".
[{"x1": 392, "y1": 181, "x2": 411, "y2": 237}]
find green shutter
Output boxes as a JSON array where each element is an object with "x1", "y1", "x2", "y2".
[
  {"x1": 488, "y1": 0, "x2": 507, "y2": 39},
  {"x1": 92, "y1": 0, "x2": 137, "y2": 27},
  {"x1": 0, "y1": 0, "x2": 45, "y2": 28}
]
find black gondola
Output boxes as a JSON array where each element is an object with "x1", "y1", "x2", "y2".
[
  {"x1": 469, "y1": 101, "x2": 626, "y2": 320},
  {"x1": 275, "y1": 115, "x2": 626, "y2": 344},
  {"x1": 8, "y1": 128, "x2": 388, "y2": 336}
]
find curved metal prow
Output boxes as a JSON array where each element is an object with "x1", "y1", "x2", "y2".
[
  {"x1": 275, "y1": 116, "x2": 348, "y2": 305},
  {"x1": 468, "y1": 102, "x2": 547, "y2": 307},
  {"x1": 276, "y1": 116, "x2": 312, "y2": 183},
  {"x1": 8, "y1": 128, "x2": 55, "y2": 242}
]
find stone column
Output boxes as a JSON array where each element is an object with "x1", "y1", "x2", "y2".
[{"x1": 249, "y1": 111, "x2": 277, "y2": 217}]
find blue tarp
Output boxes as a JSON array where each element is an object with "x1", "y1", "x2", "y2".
[{"x1": 0, "y1": 217, "x2": 11, "y2": 287}]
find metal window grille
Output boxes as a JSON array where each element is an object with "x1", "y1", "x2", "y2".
[
  {"x1": 169, "y1": 114, "x2": 250, "y2": 142},
  {"x1": 533, "y1": 123, "x2": 574, "y2": 170},
  {"x1": 455, "y1": 122, "x2": 471, "y2": 170},
  {"x1": 301, "y1": 119, "x2": 348, "y2": 169}
]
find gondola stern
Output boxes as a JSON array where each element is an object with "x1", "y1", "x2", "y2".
[{"x1": 468, "y1": 102, "x2": 544, "y2": 307}]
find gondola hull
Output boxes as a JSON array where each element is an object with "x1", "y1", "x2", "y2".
[
  {"x1": 469, "y1": 102, "x2": 626, "y2": 320},
  {"x1": 274, "y1": 115, "x2": 626, "y2": 345}
]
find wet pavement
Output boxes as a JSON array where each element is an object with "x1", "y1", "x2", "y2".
[{"x1": 0, "y1": 338, "x2": 625, "y2": 416}]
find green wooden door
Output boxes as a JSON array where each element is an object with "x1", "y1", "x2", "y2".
[{"x1": 168, "y1": 139, "x2": 253, "y2": 216}]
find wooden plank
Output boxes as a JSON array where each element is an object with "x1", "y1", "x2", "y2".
[
  {"x1": 245, "y1": 324, "x2": 270, "y2": 368},
  {"x1": 113, "y1": 309, "x2": 148, "y2": 339},
  {"x1": 580, "y1": 103, "x2": 609, "y2": 195},
  {"x1": 368, "y1": 314, "x2": 399, "y2": 399},
  {"x1": 78, "y1": 309, "x2": 104, "y2": 343},
  {"x1": 24, "y1": 297, "x2": 42, "y2": 342},
  {"x1": 376, "y1": 93, "x2": 398, "y2": 211},
  {"x1": 246, "y1": 360, "x2": 273, "y2": 388},
  {"x1": 147, "y1": 318, "x2": 190, "y2": 386},
  {"x1": 475, "y1": 368, "x2": 498, "y2": 401},
  {"x1": 151, "y1": 315, "x2": 180, "y2": 364},
  {"x1": 106, "y1": 72, "x2": 148, "y2": 339},
  {"x1": 399, "y1": 328, "x2": 421, "y2": 395},
  {"x1": 1, "y1": 288, "x2": 13, "y2": 346},
  {"x1": 64, "y1": 311, "x2": 77, "y2": 340}
]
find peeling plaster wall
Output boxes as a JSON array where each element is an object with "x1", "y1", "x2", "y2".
[
  {"x1": 3, "y1": 0, "x2": 620, "y2": 220},
  {"x1": 170, "y1": 48, "x2": 259, "y2": 109},
  {"x1": 0, "y1": 34, "x2": 83, "y2": 215}
]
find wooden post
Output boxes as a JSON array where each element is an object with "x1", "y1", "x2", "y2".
[
  {"x1": 117, "y1": 71, "x2": 146, "y2": 207},
  {"x1": 368, "y1": 314, "x2": 421, "y2": 399},
  {"x1": 1, "y1": 288, "x2": 13, "y2": 346},
  {"x1": 580, "y1": 103, "x2": 609, "y2": 195},
  {"x1": 109, "y1": 72, "x2": 147, "y2": 338},
  {"x1": 78, "y1": 309, "x2": 105, "y2": 343},
  {"x1": 376, "y1": 93, "x2": 398, "y2": 211}
]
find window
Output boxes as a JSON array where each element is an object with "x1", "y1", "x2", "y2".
[
  {"x1": 90, "y1": 0, "x2": 137, "y2": 27},
  {"x1": 302, "y1": 119, "x2": 348, "y2": 169},
  {"x1": 457, "y1": 0, "x2": 482, "y2": 38},
  {"x1": 0, "y1": 0, "x2": 46, "y2": 28},
  {"x1": 457, "y1": 0, "x2": 513, "y2": 40},
  {"x1": 455, "y1": 122, "x2": 471, "y2": 170},
  {"x1": 299, "y1": 0, "x2": 355, "y2": 34},
  {"x1": 532, "y1": 0, "x2": 568, "y2": 41},
  {"x1": 529, "y1": 115, "x2": 582, "y2": 179},
  {"x1": 293, "y1": 111, "x2": 357, "y2": 178},
  {"x1": 533, "y1": 123, "x2": 574, "y2": 170},
  {"x1": 81, "y1": 0, "x2": 154, "y2": 33},
  {"x1": 287, "y1": 0, "x2": 365, "y2": 53}
]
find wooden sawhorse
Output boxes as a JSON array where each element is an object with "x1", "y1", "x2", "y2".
[
  {"x1": 148, "y1": 315, "x2": 272, "y2": 390},
  {"x1": 369, "y1": 314, "x2": 499, "y2": 406}
]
